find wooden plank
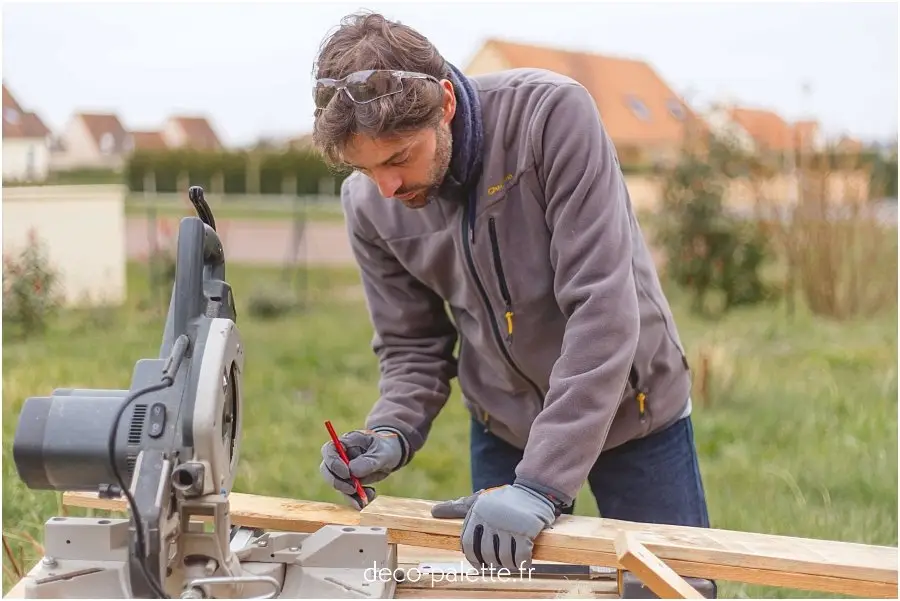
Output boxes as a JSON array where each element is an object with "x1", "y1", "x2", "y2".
[
  {"x1": 396, "y1": 545, "x2": 469, "y2": 565},
  {"x1": 615, "y1": 530, "x2": 704, "y2": 599},
  {"x1": 384, "y1": 530, "x2": 898, "y2": 598},
  {"x1": 359, "y1": 496, "x2": 898, "y2": 598},
  {"x1": 395, "y1": 546, "x2": 618, "y2": 597},
  {"x1": 399, "y1": 575, "x2": 618, "y2": 594},
  {"x1": 394, "y1": 587, "x2": 617, "y2": 599},
  {"x1": 62, "y1": 490, "x2": 361, "y2": 532},
  {"x1": 61, "y1": 491, "x2": 898, "y2": 597},
  {"x1": 3, "y1": 579, "x2": 26, "y2": 599}
]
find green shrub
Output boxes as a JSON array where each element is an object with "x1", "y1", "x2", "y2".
[
  {"x1": 126, "y1": 148, "x2": 347, "y2": 195},
  {"x1": 2, "y1": 231, "x2": 63, "y2": 337},
  {"x1": 870, "y1": 150, "x2": 898, "y2": 199},
  {"x1": 247, "y1": 289, "x2": 297, "y2": 320},
  {"x1": 656, "y1": 136, "x2": 775, "y2": 316}
]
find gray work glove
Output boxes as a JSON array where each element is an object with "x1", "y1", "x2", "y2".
[
  {"x1": 431, "y1": 484, "x2": 558, "y2": 572},
  {"x1": 319, "y1": 428, "x2": 405, "y2": 510}
]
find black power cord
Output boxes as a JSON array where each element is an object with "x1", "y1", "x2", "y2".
[
  {"x1": 104, "y1": 187, "x2": 213, "y2": 597},
  {"x1": 107, "y1": 334, "x2": 190, "y2": 599},
  {"x1": 107, "y1": 379, "x2": 172, "y2": 598}
]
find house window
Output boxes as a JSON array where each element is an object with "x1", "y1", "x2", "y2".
[
  {"x1": 626, "y1": 96, "x2": 651, "y2": 121},
  {"x1": 667, "y1": 98, "x2": 685, "y2": 120},
  {"x1": 4, "y1": 107, "x2": 19, "y2": 124},
  {"x1": 99, "y1": 132, "x2": 115, "y2": 154}
]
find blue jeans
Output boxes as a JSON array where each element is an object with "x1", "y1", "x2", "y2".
[{"x1": 470, "y1": 415, "x2": 711, "y2": 527}]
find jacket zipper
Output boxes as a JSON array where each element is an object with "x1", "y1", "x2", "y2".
[
  {"x1": 461, "y1": 199, "x2": 544, "y2": 424},
  {"x1": 629, "y1": 364, "x2": 648, "y2": 423},
  {"x1": 487, "y1": 217, "x2": 514, "y2": 342},
  {"x1": 479, "y1": 407, "x2": 491, "y2": 432}
]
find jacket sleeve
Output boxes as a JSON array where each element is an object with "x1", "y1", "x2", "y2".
[
  {"x1": 341, "y1": 178, "x2": 459, "y2": 467},
  {"x1": 514, "y1": 83, "x2": 640, "y2": 506}
]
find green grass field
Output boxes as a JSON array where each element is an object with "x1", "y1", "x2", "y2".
[{"x1": 2, "y1": 261, "x2": 897, "y2": 597}]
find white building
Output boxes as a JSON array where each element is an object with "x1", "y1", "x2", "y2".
[
  {"x1": 2, "y1": 83, "x2": 52, "y2": 183},
  {"x1": 50, "y1": 112, "x2": 132, "y2": 171}
]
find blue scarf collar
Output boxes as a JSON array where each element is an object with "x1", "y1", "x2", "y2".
[{"x1": 444, "y1": 62, "x2": 484, "y2": 192}]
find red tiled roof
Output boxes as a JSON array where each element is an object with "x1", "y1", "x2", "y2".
[
  {"x1": 21, "y1": 112, "x2": 49, "y2": 138},
  {"x1": 3, "y1": 84, "x2": 23, "y2": 113},
  {"x1": 3, "y1": 84, "x2": 51, "y2": 139},
  {"x1": 169, "y1": 116, "x2": 221, "y2": 150},
  {"x1": 132, "y1": 130, "x2": 168, "y2": 151},
  {"x1": 729, "y1": 108, "x2": 828, "y2": 152},
  {"x1": 729, "y1": 107, "x2": 794, "y2": 151},
  {"x1": 470, "y1": 39, "x2": 705, "y2": 148}
]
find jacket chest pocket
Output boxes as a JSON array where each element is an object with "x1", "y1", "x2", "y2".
[
  {"x1": 482, "y1": 213, "x2": 555, "y2": 340},
  {"x1": 488, "y1": 217, "x2": 515, "y2": 341}
]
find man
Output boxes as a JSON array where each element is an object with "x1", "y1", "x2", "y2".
[{"x1": 315, "y1": 10, "x2": 712, "y2": 579}]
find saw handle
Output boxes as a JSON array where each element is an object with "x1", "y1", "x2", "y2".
[
  {"x1": 188, "y1": 185, "x2": 216, "y2": 232},
  {"x1": 160, "y1": 198, "x2": 225, "y2": 358}
]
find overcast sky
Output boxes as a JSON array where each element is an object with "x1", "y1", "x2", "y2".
[{"x1": 3, "y1": 1, "x2": 897, "y2": 147}]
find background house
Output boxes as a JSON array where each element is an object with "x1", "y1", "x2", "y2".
[
  {"x1": 793, "y1": 119, "x2": 824, "y2": 153},
  {"x1": 129, "y1": 115, "x2": 223, "y2": 152},
  {"x1": 464, "y1": 39, "x2": 704, "y2": 166},
  {"x1": 725, "y1": 106, "x2": 827, "y2": 157},
  {"x1": 835, "y1": 135, "x2": 864, "y2": 154},
  {"x1": 2, "y1": 83, "x2": 52, "y2": 182},
  {"x1": 51, "y1": 111, "x2": 132, "y2": 171},
  {"x1": 131, "y1": 130, "x2": 168, "y2": 151},
  {"x1": 700, "y1": 103, "x2": 758, "y2": 154},
  {"x1": 161, "y1": 115, "x2": 222, "y2": 150},
  {"x1": 727, "y1": 106, "x2": 796, "y2": 155}
]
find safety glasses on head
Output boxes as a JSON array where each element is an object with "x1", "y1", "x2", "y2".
[{"x1": 314, "y1": 69, "x2": 440, "y2": 110}]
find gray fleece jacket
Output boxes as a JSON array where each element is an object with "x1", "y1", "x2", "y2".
[{"x1": 341, "y1": 67, "x2": 692, "y2": 507}]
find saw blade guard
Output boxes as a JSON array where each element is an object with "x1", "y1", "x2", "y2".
[{"x1": 172, "y1": 316, "x2": 244, "y2": 498}]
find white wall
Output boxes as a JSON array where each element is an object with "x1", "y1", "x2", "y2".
[
  {"x1": 2, "y1": 137, "x2": 51, "y2": 182},
  {"x1": 2, "y1": 184, "x2": 127, "y2": 306},
  {"x1": 162, "y1": 119, "x2": 187, "y2": 147}
]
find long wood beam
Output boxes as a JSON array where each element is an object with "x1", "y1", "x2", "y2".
[
  {"x1": 377, "y1": 529, "x2": 897, "y2": 597},
  {"x1": 358, "y1": 496, "x2": 897, "y2": 599},
  {"x1": 62, "y1": 490, "x2": 361, "y2": 531},
  {"x1": 61, "y1": 491, "x2": 897, "y2": 598}
]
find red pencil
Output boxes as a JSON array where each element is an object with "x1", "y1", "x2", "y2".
[{"x1": 324, "y1": 420, "x2": 369, "y2": 507}]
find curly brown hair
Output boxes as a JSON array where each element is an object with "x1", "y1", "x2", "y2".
[{"x1": 311, "y1": 11, "x2": 450, "y2": 170}]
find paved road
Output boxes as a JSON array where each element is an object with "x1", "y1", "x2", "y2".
[
  {"x1": 127, "y1": 216, "x2": 355, "y2": 266},
  {"x1": 128, "y1": 198, "x2": 896, "y2": 267}
]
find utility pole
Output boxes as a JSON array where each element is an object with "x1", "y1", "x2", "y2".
[
  {"x1": 798, "y1": 81, "x2": 812, "y2": 205},
  {"x1": 786, "y1": 80, "x2": 813, "y2": 320}
]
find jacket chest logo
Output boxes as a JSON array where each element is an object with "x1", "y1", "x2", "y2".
[{"x1": 487, "y1": 173, "x2": 514, "y2": 196}]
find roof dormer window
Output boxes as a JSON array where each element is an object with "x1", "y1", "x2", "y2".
[
  {"x1": 627, "y1": 96, "x2": 651, "y2": 121},
  {"x1": 667, "y1": 98, "x2": 685, "y2": 120}
]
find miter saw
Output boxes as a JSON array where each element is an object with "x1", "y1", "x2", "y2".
[{"x1": 10, "y1": 187, "x2": 398, "y2": 599}]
